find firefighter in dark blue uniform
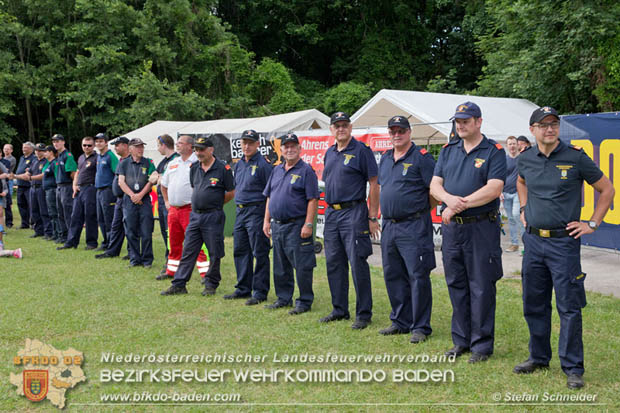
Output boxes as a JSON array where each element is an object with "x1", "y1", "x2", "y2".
[
  {"x1": 52, "y1": 134, "x2": 78, "y2": 244},
  {"x1": 117, "y1": 138, "x2": 156, "y2": 267},
  {"x1": 14, "y1": 142, "x2": 36, "y2": 228},
  {"x1": 262, "y1": 133, "x2": 319, "y2": 314},
  {"x1": 514, "y1": 106, "x2": 614, "y2": 389},
  {"x1": 41, "y1": 145, "x2": 61, "y2": 241},
  {"x1": 58, "y1": 136, "x2": 99, "y2": 250},
  {"x1": 321, "y1": 112, "x2": 380, "y2": 330},
  {"x1": 24, "y1": 143, "x2": 52, "y2": 238},
  {"x1": 94, "y1": 133, "x2": 119, "y2": 252},
  {"x1": 224, "y1": 129, "x2": 274, "y2": 305},
  {"x1": 430, "y1": 102, "x2": 506, "y2": 363},
  {"x1": 378, "y1": 116, "x2": 437, "y2": 342},
  {"x1": 161, "y1": 136, "x2": 235, "y2": 296},
  {"x1": 95, "y1": 137, "x2": 130, "y2": 259}
]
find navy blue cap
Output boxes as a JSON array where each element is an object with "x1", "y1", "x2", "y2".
[
  {"x1": 330, "y1": 111, "x2": 351, "y2": 125},
  {"x1": 388, "y1": 115, "x2": 410, "y2": 129},
  {"x1": 51, "y1": 133, "x2": 65, "y2": 141},
  {"x1": 452, "y1": 101, "x2": 482, "y2": 119},
  {"x1": 193, "y1": 136, "x2": 214, "y2": 148},
  {"x1": 241, "y1": 129, "x2": 260, "y2": 142},
  {"x1": 111, "y1": 136, "x2": 130, "y2": 145},
  {"x1": 529, "y1": 106, "x2": 559, "y2": 125},
  {"x1": 95, "y1": 132, "x2": 108, "y2": 141},
  {"x1": 44, "y1": 145, "x2": 56, "y2": 153},
  {"x1": 35, "y1": 143, "x2": 46, "y2": 151},
  {"x1": 280, "y1": 133, "x2": 299, "y2": 145}
]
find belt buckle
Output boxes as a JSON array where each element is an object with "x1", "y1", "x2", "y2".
[
  {"x1": 333, "y1": 204, "x2": 341, "y2": 210},
  {"x1": 539, "y1": 229, "x2": 551, "y2": 238},
  {"x1": 454, "y1": 216, "x2": 464, "y2": 224}
]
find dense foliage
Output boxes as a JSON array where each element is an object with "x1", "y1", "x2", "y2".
[{"x1": 1, "y1": 0, "x2": 619, "y2": 152}]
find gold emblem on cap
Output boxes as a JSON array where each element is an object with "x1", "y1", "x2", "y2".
[
  {"x1": 542, "y1": 106, "x2": 551, "y2": 112},
  {"x1": 457, "y1": 105, "x2": 468, "y2": 112}
]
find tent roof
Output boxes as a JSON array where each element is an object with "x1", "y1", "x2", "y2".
[{"x1": 351, "y1": 89, "x2": 539, "y2": 144}]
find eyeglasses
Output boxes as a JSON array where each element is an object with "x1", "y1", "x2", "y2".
[
  {"x1": 332, "y1": 124, "x2": 350, "y2": 130},
  {"x1": 388, "y1": 128, "x2": 408, "y2": 135},
  {"x1": 535, "y1": 121, "x2": 560, "y2": 130},
  {"x1": 82, "y1": 144, "x2": 93, "y2": 147}
]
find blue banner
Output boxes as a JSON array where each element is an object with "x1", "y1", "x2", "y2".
[{"x1": 560, "y1": 112, "x2": 620, "y2": 250}]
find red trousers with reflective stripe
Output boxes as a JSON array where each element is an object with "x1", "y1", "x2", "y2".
[{"x1": 166, "y1": 204, "x2": 208, "y2": 277}]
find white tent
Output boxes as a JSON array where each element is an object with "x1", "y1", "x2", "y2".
[
  {"x1": 123, "y1": 109, "x2": 329, "y2": 163},
  {"x1": 351, "y1": 89, "x2": 539, "y2": 145}
]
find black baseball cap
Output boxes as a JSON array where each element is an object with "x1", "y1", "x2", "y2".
[
  {"x1": 516, "y1": 135, "x2": 530, "y2": 144},
  {"x1": 44, "y1": 145, "x2": 56, "y2": 153},
  {"x1": 529, "y1": 106, "x2": 560, "y2": 125},
  {"x1": 35, "y1": 143, "x2": 47, "y2": 151},
  {"x1": 280, "y1": 133, "x2": 299, "y2": 145},
  {"x1": 241, "y1": 129, "x2": 259, "y2": 142},
  {"x1": 388, "y1": 115, "x2": 410, "y2": 129},
  {"x1": 193, "y1": 136, "x2": 214, "y2": 149},
  {"x1": 330, "y1": 111, "x2": 351, "y2": 125},
  {"x1": 452, "y1": 101, "x2": 482, "y2": 119},
  {"x1": 129, "y1": 138, "x2": 146, "y2": 146},
  {"x1": 95, "y1": 132, "x2": 108, "y2": 141},
  {"x1": 51, "y1": 133, "x2": 65, "y2": 141},
  {"x1": 111, "y1": 136, "x2": 130, "y2": 145}
]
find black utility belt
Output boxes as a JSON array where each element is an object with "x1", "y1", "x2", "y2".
[
  {"x1": 527, "y1": 226, "x2": 570, "y2": 238},
  {"x1": 236, "y1": 201, "x2": 264, "y2": 209},
  {"x1": 451, "y1": 211, "x2": 498, "y2": 224},
  {"x1": 57, "y1": 182, "x2": 72, "y2": 186},
  {"x1": 97, "y1": 186, "x2": 111, "y2": 190},
  {"x1": 273, "y1": 216, "x2": 305, "y2": 225},
  {"x1": 385, "y1": 209, "x2": 429, "y2": 223},
  {"x1": 79, "y1": 183, "x2": 94, "y2": 187},
  {"x1": 328, "y1": 199, "x2": 364, "y2": 210},
  {"x1": 193, "y1": 207, "x2": 222, "y2": 214}
]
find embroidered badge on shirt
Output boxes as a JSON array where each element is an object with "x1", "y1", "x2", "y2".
[
  {"x1": 402, "y1": 163, "x2": 412, "y2": 176},
  {"x1": 343, "y1": 154, "x2": 355, "y2": 165},
  {"x1": 210, "y1": 177, "x2": 219, "y2": 186},
  {"x1": 250, "y1": 165, "x2": 258, "y2": 176},
  {"x1": 290, "y1": 174, "x2": 300, "y2": 184},
  {"x1": 474, "y1": 158, "x2": 485, "y2": 168},
  {"x1": 556, "y1": 165, "x2": 573, "y2": 180}
]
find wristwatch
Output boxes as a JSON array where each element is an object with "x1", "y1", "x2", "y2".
[
  {"x1": 369, "y1": 217, "x2": 378, "y2": 223},
  {"x1": 519, "y1": 206, "x2": 526, "y2": 213},
  {"x1": 304, "y1": 223, "x2": 313, "y2": 228},
  {"x1": 588, "y1": 221, "x2": 598, "y2": 231}
]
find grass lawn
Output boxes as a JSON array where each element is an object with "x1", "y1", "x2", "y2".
[{"x1": 1, "y1": 222, "x2": 619, "y2": 412}]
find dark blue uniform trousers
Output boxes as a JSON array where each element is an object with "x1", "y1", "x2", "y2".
[
  {"x1": 233, "y1": 204, "x2": 270, "y2": 299},
  {"x1": 522, "y1": 232, "x2": 586, "y2": 375},
  {"x1": 123, "y1": 195, "x2": 154, "y2": 266},
  {"x1": 96, "y1": 187, "x2": 116, "y2": 250},
  {"x1": 30, "y1": 186, "x2": 49, "y2": 236},
  {"x1": 17, "y1": 186, "x2": 30, "y2": 228},
  {"x1": 104, "y1": 197, "x2": 126, "y2": 256},
  {"x1": 272, "y1": 219, "x2": 316, "y2": 309},
  {"x1": 381, "y1": 218, "x2": 435, "y2": 334},
  {"x1": 172, "y1": 210, "x2": 225, "y2": 289},
  {"x1": 66, "y1": 185, "x2": 98, "y2": 248},
  {"x1": 5, "y1": 182, "x2": 13, "y2": 227},
  {"x1": 45, "y1": 188, "x2": 61, "y2": 240},
  {"x1": 441, "y1": 217, "x2": 503, "y2": 355},
  {"x1": 56, "y1": 185, "x2": 74, "y2": 242},
  {"x1": 324, "y1": 202, "x2": 373, "y2": 321},
  {"x1": 158, "y1": 194, "x2": 169, "y2": 259}
]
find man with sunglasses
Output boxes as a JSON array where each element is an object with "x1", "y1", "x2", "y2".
[
  {"x1": 94, "y1": 133, "x2": 119, "y2": 252},
  {"x1": 378, "y1": 116, "x2": 437, "y2": 343},
  {"x1": 514, "y1": 106, "x2": 614, "y2": 389},
  {"x1": 57, "y1": 136, "x2": 99, "y2": 250}
]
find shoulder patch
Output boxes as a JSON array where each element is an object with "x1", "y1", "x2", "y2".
[
  {"x1": 225, "y1": 164, "x2": 231, "y2": 170},
  {"x1": 495, "y1": 143, "x2": 503, "y2": 150},
  {"x1": 569, "y1": 144, "x2": 582, "y2": 151},
  {"x1": 442, "y1": 143, "x2": 449, "y2": 148},
  {"x1": 419, "y1": 148, "x2": 428, "y2": 155}
]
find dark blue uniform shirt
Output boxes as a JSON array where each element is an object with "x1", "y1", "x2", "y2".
[
  {"x1": 233, "y1": 152, "x2": 273, "y2": 204},
  {"x1": 42, "y1": 160, "x2": 57, "y2": 190},
  {"x1": 16, "y1": 153, "x2": 36, "y2": 187},
  {"x1": 263, "y1": 159, "x2": 320, "y2": 220},
  {"x1": 116, "y1": 156, "x2": 156, "y2": 196},
  {"x1": 190, "y1": 158, "x2": 235, "y2": 210},
  {"x1": 96, "y1": 150, "x2": 119, "y2": 188},
  {"x1": 323, "y1": 137, "x2": 378, "y2": 204},
  {"x1": 379, "y1": 144, "x2": 436, "y2": 219},
  {"x1": 517, "y1": 140, "x2": 603, "y2": 229},
  {"x1": 433, "y1": 135, "x2": 506, "y2": 217},
  {"x1": 76, "y1": 153, "x2": 97, "y2": 186},
  {"x1": 31, "y1": 157, "x2": 46, "y2": 186},
  {"x1": 504, "y1": 154, "x2": 518, "y2": 193}
]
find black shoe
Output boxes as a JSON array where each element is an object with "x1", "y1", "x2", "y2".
[
  {"x1": 351, "y1": 319, "x2": 371, "y2": 330},
  {"x1": 44, "y1": 235, "x2": 53, "y2": 241},
  {"x1": 30, "y1": 233, "x2": 43, "y2": 238},
  {"x1": 202, "y1": 286, "x2": 216, "y2": 296},
  {"x1": 85, "y1": 245, "x2": 97, "y2": 250},
  {"x1": 128, "y1": 263, "x2": 142, "y2": 268},
  {"x1": 155, "y1": 273, "x2": 170, "y2": 280},
  {"x1": 223, "y1": 292, "x2": 251, "y2": 300},
  {"x1": 513, "y1": 359, "x2": 549, "y2": 374},
  {"x1": 95, "y1": 245, "x2": 106, "y2": 251},
  {"x1": 567, "y1": 374, "x2": 584, "y2": 389},
  {"x1": 468, "y1": 352, "x2": 490, "y2": 363},
  {"x1": 379, "y1": 325, "x2": 409, "y2": 335},
  {"x1": 319, "y1": 313, "x2": 350, "y2": 323},
  {"x1": 56, "y1": 245, "x2": 75, "y2": 250},
  {"x1": 159, "y1": 268, "x2": 168, "y2": 276},
  {"x1": 445, "y1": 345, "x2": 470, "y2": 357},
  {"x1": 289, "y1": 306, "x2": 310, "y2": 315},
  {"x1": 410, "y1": 331, "x2": 429, "y2": 343},
  {"x1": 19, "y1": 225, "x2": 30, "y2": 229},
  {"x1": 161, "y1": 285, "x2": 188, "y2": 296},
  {"x1": 122, "y1": 255, "x2": 130, "y2": 260},
  {"x1": 245, "y1": 297, "x2": 266, "y2": 306},
  {"x1": 95, "y1": 253, "x2": 114, "y2": 259},
  {"x1": 55, "y1": 239, "x2": 65, "y2": 244},
  {"x1": 265, "y1": 300, "x2": 292, "y2": 309}
]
